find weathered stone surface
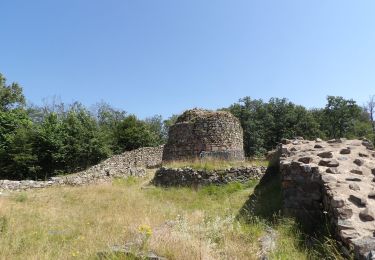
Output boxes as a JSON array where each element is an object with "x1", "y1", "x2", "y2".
[
  {"x1": 278, "y1": 138, "x2": 375, "y2": 259},
  {"x1": 298, "y1": 157, "x2": 313, "y2": 164},
  {"x1": 331, "y1": 197, "x2": 345, "y2": 208},
  {"x1": 318, "y1": 151, "x2": 333, "y2": 158},
  {"x1": 152, "y1": 166, "x2": 266, "y2": 187},
  {"x1": 162, "y1": 109, "x2": 244, "y2": 161},
  {"x1": 327, "y1": 159, "x2": 340, "y2": 167},
  {"x1": 326, "y1": 167, "x2": 340, "y2": 174},
  {"x1": 349, "y1": 195, "x2": 367, "y2": 207},
  {"x1": 359, "y1": 208, "x2": 375, "y2": 221},
  {"x1": 359, "y1": 152, "x2": 369, "y2": 158},
  {"x1": 362, "y1": 140, "x2": 375, "y2": 150},
  {"x1": 354, "y1": 158, "x2": 365, "y2": 166},
  {"x1": 335, "y1": 207, "x2": 353, "y2": 220},
  {"x1": 353, "y1": 237, "x2": 375, "y2": 260},
  {"x1": 346, "y1": 177, "x2": 362, "y2": 182},
  {"x1": 340, "y1": 148, "x2": 351, "y2": 154},
  {"x1": 351, "y1": 168, "x2": 364, "y2": 175},
  {"x1": 349, "y1": 183, "x2": 361, "y2": 191}
]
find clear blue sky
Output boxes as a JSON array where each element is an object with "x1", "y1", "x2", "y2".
[{"x1": 1, "y1": 1, "x2": 375, "y2": 119}]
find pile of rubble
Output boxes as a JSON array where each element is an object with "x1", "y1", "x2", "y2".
[{"x1": 0, "y1": 146, "x2": 164, "y2": 192}]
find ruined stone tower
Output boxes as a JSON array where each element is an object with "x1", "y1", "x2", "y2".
[{"x1": 162, "y1": 109, "x2": 244, "y2": 161}]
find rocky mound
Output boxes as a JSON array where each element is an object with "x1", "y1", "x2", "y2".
[{"x1": 278, "y1": 138, "x2": 375, "y2": 259}]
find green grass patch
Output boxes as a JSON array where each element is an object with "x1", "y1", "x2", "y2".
[{"x1": 13, "y1": 192, "x2": 28, "y2": 203}]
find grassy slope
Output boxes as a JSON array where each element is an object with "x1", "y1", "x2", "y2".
[{"x1": 0, "y1": 170, "x2": 343, "y2": 260}]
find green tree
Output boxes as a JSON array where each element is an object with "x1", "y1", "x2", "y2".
[
  {"x1": 323, "y1": 96, "x2": 362, "y2": 138},
  {"x1": 113, "y1": 115, "x2": 159, "y2": 153},
  {"x1": 228, "y1": 97, "x2": 270, "y2": 156},
  {"x1": 0, "y1": 74, "x2": 35, "y2": 179},
  {"x1": 0, "y1": 74, "x2": 25, "y2": 111},
  {"x1": 145, "y1": 115, "x2": 167, "y2": 144}
]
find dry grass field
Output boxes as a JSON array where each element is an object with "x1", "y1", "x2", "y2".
[{"x1": 0, "y1": 170, "x2": 343, "y2": 260}]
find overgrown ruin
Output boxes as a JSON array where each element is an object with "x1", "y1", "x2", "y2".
[
  {"x1": 276, "y1": 138, "x2": 375, "y2": 259},
  {"x1": 162, "y1": 108, "x2": 245, "y2": 161}
]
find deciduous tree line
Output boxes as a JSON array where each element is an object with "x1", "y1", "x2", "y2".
[
  {"x1": 0, "y1": 74, "x2": 166, "y2": 180},
  {"x1": 1, "y1": 73, "x2": 374, "y2": 179}
]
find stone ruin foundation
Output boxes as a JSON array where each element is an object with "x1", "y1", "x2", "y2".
[
  {"x1": 162, "y1": 109, "x2": 245, "y2": 161},
  {"x1": 277, "y1": 138, "x2": 375, "y2": 259}
]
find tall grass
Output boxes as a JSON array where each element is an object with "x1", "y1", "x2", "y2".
[{"x1": 0, "y1": 170, "x2": 345, "y2": 259}]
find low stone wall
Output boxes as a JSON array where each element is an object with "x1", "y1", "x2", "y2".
[
  {"x1": 152, "y1": 166, "x2": 266, "y2": 187},
  {"x1": 279, "y1": 138, "x2": 375, "y2": 259},
  {"x1": 0, "y1": 146, "x2": 164, "y2": 192}
]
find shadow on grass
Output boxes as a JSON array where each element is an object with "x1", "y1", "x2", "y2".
[
  {"x1": 237, "y1": 166, "x2": 282, "y2": 222},
  {"x1": 237, "y1": 166, "x2": 348, "y2": 259}
]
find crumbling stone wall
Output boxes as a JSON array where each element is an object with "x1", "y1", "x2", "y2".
[
  {"x1": 278, "y1": 138, "x2": 375, "y2": 259},
  {"x1": 152, "y1": 166, "x2": 266, "y2": 187},
  {"x1": 0, "y1": 146, "x2": 164, "y2": 192},
  {"x1": 162, "y1": 109, "x2": 244, "y2": 161}
]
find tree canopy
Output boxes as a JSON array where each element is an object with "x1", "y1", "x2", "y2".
[{"x1": 0, "y1": 72, "x2": 374, "y2": 179}]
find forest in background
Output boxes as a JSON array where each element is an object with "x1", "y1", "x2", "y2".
[{"x1": 1, "y1": 73, "x2": 374, "y2": 180}]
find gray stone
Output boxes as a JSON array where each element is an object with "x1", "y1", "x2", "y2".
[
  {"x1": 340, "y1": 229, "x2": 360, "y2": 241},
  {"x1": 326, "y1": 167, "x2": 340, "y2": 174},
  {"x1": 349, "y1": 183, "x2": 360, "y2": 191},
  {"x1": 354, "y1": 158, "x2": 365, "y2": 166},
  {"x1": 331, "y1": 197, "x2": 345, "y2": 208},
  {"x1": 336, "y1": 207, "x2": 353, "y2": 220},
  {"x1": 327, "y1": 160, "x2": 339, "y2": 167},
  {"x1": 298, "y1": 157, "x2": 313, "y2": 164},
  {"x1": 340, "y1": 148, "x2": 351, "y2": 154},
  {"x1": 314, "y1": 144, "x2": 324, "y2": 149},
  {"x1": 328, "y1": 139, "x2": 341, "y2": 143},
  {"x1": 359, "y1": 208, "x2": 375, "y2": 221},
  {"x1": 322, "y1": 175, "x2": 337, "y2": 183},
  {"x1": 353, "y1": 237, "x2": 375, "y2": 260},
  {"x1": 351, "y1": 168, "x2": 364, "y2": 175},
  {"x1": 318, "y1": 151, "x2": 333, "y2": 158},
  {"x1": 349, "y1": 195, "x2": 367, "y2": 207},
  {"x1": 153, "y1": 166, "x2": 267, "y2": 187},
  {"x1": 337, "y1": 219, "x2": 354, "y2": 230},
  {"x1": 359, "y1": 152, "x2": 369, "y2": 158}
]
